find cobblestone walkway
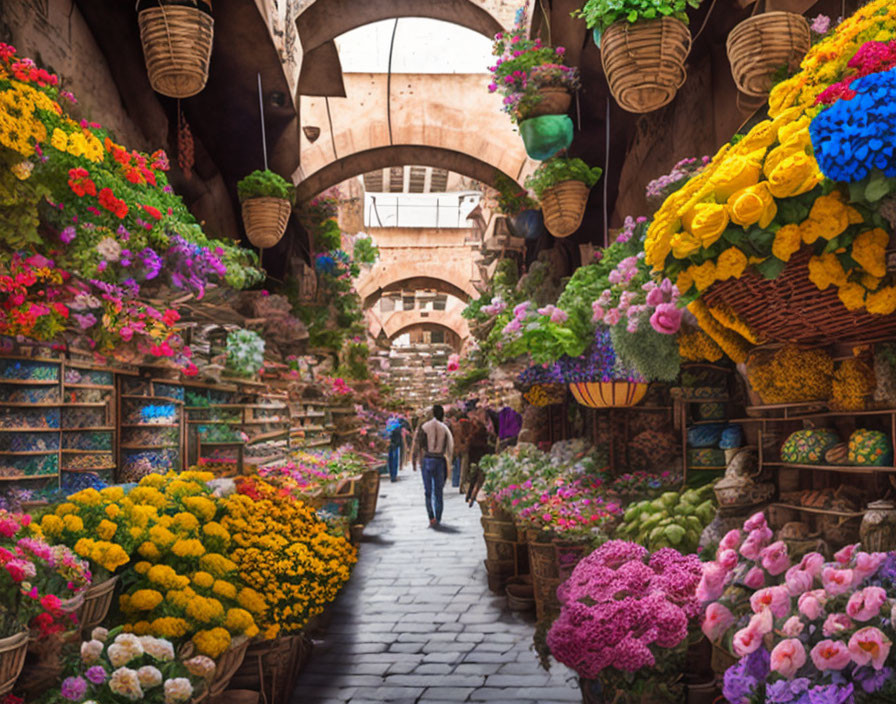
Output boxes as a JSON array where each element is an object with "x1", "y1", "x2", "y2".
[{"x1": 291, "y1": 468, "x2": 579, "y2": 703}]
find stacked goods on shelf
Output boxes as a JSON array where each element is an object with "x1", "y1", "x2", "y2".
[
  {"x1": 61, "y1": 363, "x2": 115, "y2": 486},
  {"x1": 243, "y1": 390, "x2": 291, "y2": 470},
  {"x1": 118, "y1": 377, "x2": 183, "y2": 481},
  {"x1": 290, "y1": 395, "x2": 334, "y2": 450},
  {"x1": 185, "y1": 384, "x2": 247, "y2": 476}
]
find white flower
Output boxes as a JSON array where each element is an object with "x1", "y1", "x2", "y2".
[
  {"x1": 137, "y1": 665, "x2": 163, "y2": 688},
  {"x1": 107, "y1": 636, "x2": 143, "y2": 668},
  {"x1": 109, "y1": 668, "x2": 143, "y2": 701},
  {"x1": 139, "y1": 636, "x2": 175, "y2": 662},
  {"x1": 91, "y1": 627, "x2": 109, "y2": 642},
  {"x1": 184, "y1": 655, "x2": 216, "y2": 679},
  {"x1": 96, "y1": 237, "x2": 121, "y2": 262},
  {"x1": 164, "y1": 677, "x2": 194, "y2": 704},
  {"x1": 81, "y1": 639, "x2": 104, "y2": 665}
]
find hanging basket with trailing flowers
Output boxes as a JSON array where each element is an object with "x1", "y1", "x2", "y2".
[
  {"x1": 137, "y1": 0, "x2": 214, "y2": 99},
  {"x1": 238, "y1": 170, "x2": 296, "y2": 249},
  {"x1": 526, "y1": 158, "x2": 602, "y2": 238}
]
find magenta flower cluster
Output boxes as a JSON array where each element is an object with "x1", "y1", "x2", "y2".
[{"x1": 547, "y1": 540, "x2": 703, "y2": 678}]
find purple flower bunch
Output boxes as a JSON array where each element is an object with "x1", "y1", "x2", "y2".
[
  {"x1": 592, "y1": 253, "x2": 681, "y2": 336},
  {"x1": 645, "y1": 156, "x2": 711, "y2": 203},
  {"x1": 165, "y1": 235, "x2": 227, "y2": 297},
  {"x1": 557, "y1": 328, "x2": 643, "y2": 383},
  {"x1": 548, "y1": 540, "x2": 703, "y2": 678}
]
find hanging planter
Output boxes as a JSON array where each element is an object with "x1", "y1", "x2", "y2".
[
  {"x1": 508, "y1": 209, "x2": 545, "y2": 241},
  {"x1": 519, "y1": 114, "x2": 574, "y2": 161},
  {"x1": 568, "y1": 380, "x2": 648, "y2": 408},
  {"x1": 238, "y1": 170, "x2": 296, "y2": 249},
  {"x1": 137, "y1": 0, "x2": 214, "y2": 99},
  {"x1": 526, "y1": 158, "x2": 602, "y2": 239},
  {"x1": 726, "y1": 10, "x2": 810, "y2": 97},
  {"x1": 525, "y1": 85, "x2": 573, "y2": 119},
  {"x1": 601, "y1": 18, "x2": 692, "y2": 113}
]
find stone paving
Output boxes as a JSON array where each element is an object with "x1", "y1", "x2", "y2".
[{"x1": 291, "y1": 468, "x2": 580, "y2": 703}]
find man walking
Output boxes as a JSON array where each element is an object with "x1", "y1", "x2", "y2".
[
  {"x1": 411, "y1": 404, "x2": 454, "y2": 527},
  {"x1": 385, "y1": 415, "x2": 410, "y2": 482}
]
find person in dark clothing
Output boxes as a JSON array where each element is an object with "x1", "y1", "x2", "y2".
[{"x1": 386, "y1": 415, "x2": 411, "y2": 482}]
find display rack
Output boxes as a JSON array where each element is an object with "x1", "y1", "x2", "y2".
[
  {"x1": 61, "y1": 361, "x2": 116, "y2": 485},
  {"x1": 184, "y1": 382, "x2": 247, "y2": 477},
  {"x1": 243, "y1": 391, "x2": 290, "y2": 470},
  {"x1": 118, "y1": 376, "x2": 184, "y2": 481},
  {"x1": 290, "y1": 397, "x2": 334, "y2": 449}
]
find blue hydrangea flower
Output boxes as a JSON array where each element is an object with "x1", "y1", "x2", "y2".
[{"x1": 810, "y1": 67, "x2": 896, "y2": 182}]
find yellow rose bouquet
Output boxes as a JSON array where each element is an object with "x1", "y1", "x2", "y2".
[
  {"x1": 117, "y1": 472, "x2": 261, "y2": 659},
  {"x1": 220, "y1": 478, "x2": 357, "y2": 640}
]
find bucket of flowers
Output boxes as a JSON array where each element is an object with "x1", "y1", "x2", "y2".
[{"x1": 237, "y1": 170, "x2": 296, "y2": 250}]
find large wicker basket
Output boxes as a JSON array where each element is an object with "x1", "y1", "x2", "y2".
[
  {"x1": 207, "y1": 637, "x2": 250, "y2": 698},
  {"x1": 540, "y1": 180, "x2": 589, "y2": 238},
  {"x1": 0, "y1": 631, "x2": 27, "y2": 695},
  {"x1": 79, "y1": 575, "x2": 119, "y2": 635},
  {"x1": 138, "y1": 1, "x2": 214, "y2": 99},
  {"x1": 241, "y1": 197, "x2": 292, "y2": 249},
  {"x1": 569, "y1": 381, "x2": 648, "y2": 408},
  {"x1": 230, "y1": 635, "x2": 310, "y2": 704},
  {"x1": 526, "y1": 86, "x2": 572, "y2": 119},
  {"x1": 601, "y1": 18, "x2": 691, "y2": 113},
  {"x1": 702, "y1": 248, "x2": 896, "y2": 344},
  {"x1": 726, "y1": 11, "x2": 810, "y2": 97}
]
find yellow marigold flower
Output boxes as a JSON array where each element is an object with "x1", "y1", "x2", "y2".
[
  {"x1": 105, "y1": 504, "x2": 122, "y2": 520},
  {"x1": 69, "y1": 488, "x2": 103, "y2": 506},
  {"x1": 670, "y1": 231, "x2": 702, "y2": 259},
  {"x1": 682, "y1": 202, "x2": 729, "y2": 248},
  {"x1": 192, "y1": 571, "x2": 215, "y2": 589},
  {"x1": 130, "y1": 486, "x2": 167, "y2": 509},
  {"x1": 40, "y1": 514, "x2": 64, "y2": 537},
  {"x1": 55, "y1": 502, "x2": 77, "y2": 516},
  {"x1": 263, "y1": 624, "x2": 281, "y2": 641},
  {"x1": 172, "y1": 512, "x2": 199, "y2": 533},
  {"x1": 186, "y1": 597, "x2": 224, "y2": 624},
  {"x1": 851, "y1": 228, "x2": 888, "y2": 279},
  {"x1": 100, "y1": 487, "x2": 125, "y2": 502},
  {"x1": 801, "y1": 192, "x2": 851, "y2": 243},
  {"x1": 237, "y1": 587, "x2": 268, "y2": 616},
  {"x1": 138, "y1": 541, "x2": 161, "y2": 561},
  {"x1": 180, "y1": 470, "x2": 215, "y2": 483},
  {"x1": 134, "y1": 561, "x2": 152, "y2": 575},
  {"x1": 837, "y1": 282, "x2": 866, "y2": 311},
  {"x1": 165, "y1": 480, "x2": 203, "y2": 499},
  {"x1": 807, "y1": 253, "x2": 847, "y2": 290},
  {"x1": 676, "y1": 269, "x2": 694, "y2": 296},
  {"x1": 199, "y1": 553, "x2": 237, "y2": 577},
  {"x1": 709, "y1": 150, "x2": 763, "y2": 199},
  {"x1": 139, "y1": 474, "x2": 167, "y2": 489},
  {"x1": 130, "y1": 589, "x2": 164, "y2": 611},
  {"x1": 182, "y1": 496, "x2": 216, "y2": 522},
  {"x1": 224, "y1": 608, "x2": 255, "y2": 635},
  {"x1": 771, "y1": 224, "x2": 802, "y2": 262},
  {"x1": 96, "y1": 519, "x2": 118, "y2": 541},
  {"x1": 715, "y1": 248, "x2": 748, "y2": 281},
  {"x1": 151, "y1": 617, "x2": 189, "y2": 639},
  {"x1": 148, "y1": 525, "x2": 177, "y2": 548},
  {"x1": 131, "y1": 621, "x2": 152, "y2": 636},
  {"x1": 865, "y1": 286, "x2": 896, "y2": 315},
  {"x1": 212, "y1": 580, "x2": 237, "y2": 600},
  {"x1": 63, "y1": 514, "x2": 84, "y2": 533},
  {"x1": 192, "y1": 628, "x2": 231, "y2": 658},
  {"x1": 202, "y1": 522, "x2": 230, "y2": 544},
  {"x1": 172, "y1": 539, "x2": 206, "y2": 559},
  {"x1": 49, "y1": 128, "x2": 67, "y2": 151},
  {"x1": 147, "y1": 565, "x2": 190, "y2": 590},
  {"x1": 766, "y1": 152, "x2": 821, "y2": 199},
  {"x1": 690, "y1": 261, "x2": 717, "y2": 291},
  {"x1": 727, "y1": 182, "x2": 777, "y2": 229}
]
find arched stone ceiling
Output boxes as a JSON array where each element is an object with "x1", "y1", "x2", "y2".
[
  {"x1": 376, "y1": 308, "x2": 470, "y2": 341},
  {"x1": 357, "y1": 261, "x2": 479, "y2": 306},
  {"x1": 366, "y1": 276, "x2": 472, "y2": 308},
  {"x1": 389, "y1": 321, "x2": 463, "y2": 348}
]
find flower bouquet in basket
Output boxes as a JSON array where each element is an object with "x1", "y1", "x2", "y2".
[
  {"x1": 44, "y1": 626, "x2": 215, "y2": 703},
  {"x1": 699, "y1": 511, "x2": 896, "y2": 702},
  {"x1": 547, "y1": 540, "x2": 704, "y2": 703}
]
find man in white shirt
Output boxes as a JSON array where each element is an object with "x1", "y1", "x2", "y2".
[{"x1": 411, "y1": 404, "x2": 454, "y2": 527}]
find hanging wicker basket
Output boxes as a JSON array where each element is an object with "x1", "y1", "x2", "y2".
[
  {"x1": 525, "y1": 86, "x2": 572, "y2": 119},
  {"x1": 241, "y1": 197, "x2": 292, "y2": 249},
  {"x1": 601, "y1": 18, "x2": 691, "y2": 113},
  {"x1": 726, "y1": 11, "x2": 810, "y2": 97},
  {"x1": 540, "y1": 180, "x2": 589, "y2": 238},
  {"x1": 137, "y1": 1, "x2": 214, "y2": 99},
  {"x1": 0, "y1": 631, "x2": 27, "y2": 695},
  {"x1": 701, "y1": 248, "x2": 896, "y2": 344},
  {"x1": 569, "y1": 380, "x2": 648, "y2": 408}
]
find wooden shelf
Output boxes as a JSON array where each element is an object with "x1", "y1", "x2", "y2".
[
  {"x1": 304, "y1": 438, "x2": 332, "y2": 447},
  {"x1": 685, "y1": 465, "x2": 726, "y2": 470},
  {"x1": 0, "y1": 379, "x2": 58, "y2": 385},
  {"x1": 121, "y1": 423, "x2": 179, "y2": 428},
  {"x1": 763, "y1": 461, "x2": 896, "y2": 474},
  {"x1": 62, "y1": 467, "x2": 113, "y2": 474},
  {"x1": 0, "y1": 449, "x2": 57, "y2": 455},
  {"x1": 770, "y1": 502, "x2": 863, "y2": 518},
  {"x1": 200, "y1": 441, "x2": 244, "y2": 447},
  {"x1": 187, "y1": 420, "x2": 237, "y2": 425},
  {"x1": 61, "y1": 449, "x2": 112, "y2": 455},
  {"x1": 63, "y1": 383, "x2": 114, "y2": 390},
  {"x1": 0, "y1": 428, "x2": 58, "y2": 433},
  {"x1": 121, "y1": 395, "x2": 183, "y2": 404},
  {"x1": 0, "y1": 475, "x2": 57, "y2": 481},
  {"x1": 61, "y1": 427, "x2": 113, "y2": 432},
  {"x1": 241, "y1": 419, "x2": 287, "y2": 425},
  {"x1": 0, "y1": 402, "x2": 59, "y2": 407},
  {"x1": 121, "y1": 444, "x2": 179, "y2": 450},
  {"x1": 60, "y1": 403, "x2": 108, "y2": 408}
]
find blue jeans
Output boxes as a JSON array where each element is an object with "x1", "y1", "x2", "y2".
[
  {"x1": 451, "y1": 456, "x2": 461, "y2": 487},
  {"x1": 388, "y1": 445, "x2": 401, "y2": 481},
  {"x1": 421, "y1": 456, "x2": 447, "y2": 522}
]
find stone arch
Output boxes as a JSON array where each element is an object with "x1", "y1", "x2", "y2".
[
  {"x1": 389, "y1": 322, "x2": 463, "y2": 351},
  {"x1": 357, "y1": 261, "x2": 478, "y2": 305},
  {"x1": 379, "y1": 308, "x2": 470, "y2": 340},
  {"x1": 364, "y1": 276, "x2": 472, "y2": 308}
]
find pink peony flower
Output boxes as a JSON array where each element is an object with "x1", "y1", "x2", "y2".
[
  {"x1": 810, "y1": 639, "x2": 853, "y2": 671},
  {"x1": 743, "y1": 566, "x2": 766, "y2": 590},
  {"x1": 799, "y1": 552, "x2": 825, "y2": 577},
  {"x1": 781, "y1": 616, "x2": 804, "y2": 638},
  {"x1": 743, "y1": 512, "x2": 767, "y2": 532},
  {"x1": 834, "y1": 543, "x2": 858, "y2": 565},
  {"x1": 848, "y1": 626, "x2": 891, "y2": 670},
  {"x1": 771, "y1": 638, "x2": 807, "y2": 679},
  {"x1": 604, "y1": 308, "x2": 621, "y2": 326},
  {"x1": 750, "y1": 586, "x2": 790, "y2": 618},
  {"x1": 748, "y1": 608, "x2": 773, "y2": 636},
  {"x1": 719, "y1": 529, "x2": 742, "y2": 552},
  {"x1": 717, "y1": 549, "x2": 738, "y2": 571},
  {"x1": 784, "y1": 566, "x2": 814, "y2": 597},
  {"x1": 822, "y1": 612, "x2": 853, "y2": 637},
  {"x1": 846, "y1": 586, "x2": 887, "y2": 622},
  {"x1": 649, "y1": 302, "x2": 682, "y2": 335},
  {"x1": 822, "y1": 567, "x2": 854, "y2": 596},
  {"x1": 853, "y1": 552, "x2": 887, "y2": 584},
  {"x1": 702, "y1": 603, "x2": 735, "y2": 642},
  {"x1": 732, "y1": 626, "x2": 763, "y2": 656},
  {"x1": 798, "y1": 590, "x2": 826, "y2": 621},
  {"x1": 697, "y1": 562, "x2": 728, "y2": 602},
  {"x1": 760, "y1": 541, "x2": 790, "y2": 576}
]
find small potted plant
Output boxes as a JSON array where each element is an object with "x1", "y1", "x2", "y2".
[
  {"x1": 573, "y1": 0, "x2": 699, "y2": 113},
  {"x1": 492, "y1": 173, "x2": 543, "y2": 241},
  {"x1": 525, "y1": 157, "x2": 602, "y2": 238},
  {"x1": 138, "y1": 0, "x2": 214, "y2": 98},
  {"x1": 237, "y1": 169, "x2": 296, "y2": 249}
]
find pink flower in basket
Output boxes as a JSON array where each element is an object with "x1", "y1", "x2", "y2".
[
  {"x1": 810, "y1": 640, "x2": 852, "y2": 671},
  {"x1": 759, "y1": 541, "x2": 790, "y2": 576},
  {"x1": 770, "y1": 638, "x2": 807, "y2": 679},
  {"x1": 846, "y1": 586, "x2": 887, "y2": 621},
  {"x1": 822, "y1": 612, "x2": 853, "y2": 637},
  {"x1": 848, "y1": 627, "x2": 891, "y2": 670},
  {"x1": 702, "y1": 603, "x2": 735, "y2": 641},
  {"x1": 798, "y1": 590, "x2": 827, "y2": 621},
  {"x1": 749, "y1": 586, "x2": 789, "y2": 618},
  {"x1": 822, "y1": 566, "x2": 854, "y2": 596}
]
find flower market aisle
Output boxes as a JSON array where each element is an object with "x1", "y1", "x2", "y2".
[{"x1": 291, "y1": 472, "x2": 580, "y2": 704}]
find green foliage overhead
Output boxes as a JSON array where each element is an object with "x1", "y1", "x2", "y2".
[
  {"x1": 493, "y1": 171, "x2": 538, "y2": 217},
  {"x1": 573, "y1": 0, "x2": 702, "y2": 33},
  {"x1": 237, "y1": 169, "x2": 296, "y2": 205},
  {"x1": 352, "y1": 235, "x2": 379, "y2": 265},
  {"x1": 525, "y1": 157, "x2": 603, "y2": 199}
]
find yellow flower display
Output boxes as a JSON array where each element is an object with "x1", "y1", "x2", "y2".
[
  {"x1": 681, "y1": 202, "x2": 729, "y2": 247},
  {"x1": 678, "y1": 328, "x2": 724, "y2": 362},
  {"x1": 727, "y1": 183, "x2": 777, "y2": 228},
  {"x1": 771, "y1": 224, "x2": 802, "y2": 262},
  {"x1": 687, "y1": 300, "x2": 752, "y2": 364},
  {"x1": 830, "y1": 357, "x2": 875, "y2": 410},
  {"x1": 746, "y1": 345, "x2": 834, "y2": 404}
]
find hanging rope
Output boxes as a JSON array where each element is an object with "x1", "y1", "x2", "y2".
[
  {"x1": 257, "y1": 72, "x2": 268, "y2": 171},
  {"x1": 691, "y1": 0, "x2": 719, "y2": 45},
  {"x1": 603, "y1": 99, "x2": 610, "y2": 248}
]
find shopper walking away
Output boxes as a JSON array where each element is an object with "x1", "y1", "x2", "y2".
[
  {"x1": 411, "y1": 404, "x2": 454, "y2": 527},
  {"x1": 385, "y1": 415, "x2": 410, "y2": 482}
]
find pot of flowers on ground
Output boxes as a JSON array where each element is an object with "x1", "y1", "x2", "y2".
[
  {"x1": 526, "y1": 158, "x2": 602, "y2": 238},
  {"x1": 700, "y1": 510, "x2": 896, "y2": 702},
  {"x1": 489, "y1": 7, "x2": 580, "y2": 161},
  {"x1": 137, "y1": 0, "x2": 214, "y2": 98},
  {"x1": 574, "y1": 0, "x2": 698, "y2": 113},
  {"x1": 238, "y1": 170, "x2": 296, "y2": 250},
  {"x1": 547, "y1": 540, "x2": 704, "y2": 703}
]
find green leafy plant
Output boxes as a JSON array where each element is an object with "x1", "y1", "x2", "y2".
[
  {"x1": 573, "y1": 0, "x2": 702, "y2": 34},
  {"x1": 237, "y1": 169, "x2": 296, "y2": 205},
  {"x1": 493, "y1": 172, "x2": 539, "y2": 217},
  {"x1": 226, "y1": 329, "x2": 265, "y2": 376},
  {"x1": 525, "y1": 157, "x2": 602, "y2": 199},
  {"x1": 352, "y1": 235, "x2": 379, "y2": 265}
]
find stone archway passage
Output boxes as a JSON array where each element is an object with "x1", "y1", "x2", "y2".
[
  {"x1": 381, "y1": 310, "x2": 470, "y2": 343},
  {"x1": 358, "y1": 266, "x2": 478, "y2": 309}
]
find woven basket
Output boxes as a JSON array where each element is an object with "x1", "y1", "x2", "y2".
[
  {"x1": 230, "y1": 635, "x2": 307, "y2": 704},
  {"x1": 0, "y1": 631, "x2": 27, "y2": 695},
  {"x1": 727, "y1": 12, "x2": 810, "y2": 97},
  {"x1": 241, "y1": 197, "x2": 291, "y2": 249},
  {"x1": 601, "y1": 18, "x2": 691, "y2": 113},
  {"x1": 702, "y1": 248, "x2": 896, "y2": 344},
  {"x1": 357, "y1": 468, "x2": 380, "y2": 524},
  {"x1": 569, "y1": 381, "x2": 648, "y2": 408},
  {"x1": 540, "y1": 180, "x2": 589, "y2": 238},
  {"x1": 79, "y1": 575, "x2": 119, "y2": 634},
  {"x1": 526, "y1": 86, "x2": 572, "y2": 119},
  {"x1": 138, "y1": 2, "x2": 214, "y2": 99}
]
